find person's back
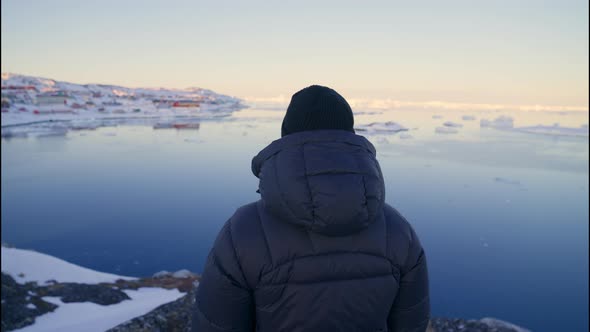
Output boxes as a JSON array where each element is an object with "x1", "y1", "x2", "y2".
[{"x1": 193, "y1": 86, "x2": 430, "y2": 332}]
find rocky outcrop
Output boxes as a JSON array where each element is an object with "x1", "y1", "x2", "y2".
[
  {"x1": 36, "y1": 282, "x2": 130, "y2": 305},
  {"x1": 428, "y1": 317, "x2": 531, "y2": 332},
  {"x1": 1, "y1": 271, "x2": 199, "y2": 332},
  {"x1": 1, "y1": 273, "x2": 57, "y2": 332}
]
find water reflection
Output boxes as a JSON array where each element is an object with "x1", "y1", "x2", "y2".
[{"x1": 1, "y1": 108, "x2": 588, "y2": 331}]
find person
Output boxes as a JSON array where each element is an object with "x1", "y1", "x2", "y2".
[{"x1": 193, "y1": 85, "x2": 430, "y2": 332}]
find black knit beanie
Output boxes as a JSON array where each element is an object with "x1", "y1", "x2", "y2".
[{"x1": 281, "y1": 85, "x2": 355, "y2": 137}]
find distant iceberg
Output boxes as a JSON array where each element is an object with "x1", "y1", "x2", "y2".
[
  {"x1": 435, "y1": 126, "x2": 459, "y2": 134},
  {"x1": 462, "y1": 115, "x2": 476, "y2": 121},
  {"x1": 355, "y1": 121, "x2": 408, "y2": 134},
  {"x1": 443, "y1": 121, "x2": 463, "y2": 128},
  {"x1": 514, "y1": 124, "x2": 589, "y2": 137},
  {"x1": 480, "y1": 116, "x2": 514, "y2": 129},
  {"x1": 399, "y1": 133, "x2": 413, "y2": 139},
  {"x1": 493, "y1": 177, "x2": 521, "y2": 186}
]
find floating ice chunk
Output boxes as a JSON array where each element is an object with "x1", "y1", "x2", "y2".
[
  {"x1": 493, "y1": 177, "x2": 521, "y2": 185},
  {"x1": 514, "y1": 124, "x2": 589, "y2": 137},
  {"x1": 354, "y1": 111, "x2": 382, "y2": 115},
  {"x1": 443, "y1": 121, "x2": 463, "y2": 128},
  {"x1": 462, "y1": 115, "x2": 476, "y2": 121},
  {"x1": 480, "y1": 116, "x2": 514, "y2": 129},
  {"x1": 399, "y1": 133, "x2": 413, "y2": 139},
  {"x1": 355, "y1": 121, "x2": 408, "y2": 134},
  {"x1": 435, "y1": 126, "x2": 459, "y2": 134}
]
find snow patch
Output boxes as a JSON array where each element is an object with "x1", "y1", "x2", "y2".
[
  {"x1": 15, "y1": 288, "x2": 184, "y2": 332},
  {"x1": 171, "y1": 269, "x2": 195, "y2": 278},
  {"x1": 1, "y1": 246, "x2": 135, "y2": 284}
]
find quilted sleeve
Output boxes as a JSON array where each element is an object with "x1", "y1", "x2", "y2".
[{"x1": 193, "y1": 221, "x2": 255, "y2": 332}]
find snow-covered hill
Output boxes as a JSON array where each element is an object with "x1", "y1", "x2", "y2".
[{"x1": 1, "y1": 73, "x2": 246, "y2": 128}]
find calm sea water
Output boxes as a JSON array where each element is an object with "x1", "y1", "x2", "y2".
[{"x1": 2, "y1": 107, "x2": 588, "y2": 331}]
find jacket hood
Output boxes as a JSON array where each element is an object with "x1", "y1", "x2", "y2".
[{"x1": 252, "y1": 130, "x2": 385, "y2": 236}]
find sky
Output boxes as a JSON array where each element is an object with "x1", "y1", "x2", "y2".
[{"x1": 1, "y1": 0, "x2": 588, "y2": 108}]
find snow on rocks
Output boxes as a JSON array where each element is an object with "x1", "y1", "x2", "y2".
[
  {"x1": 14, "y1": 288, "x2": 184, "y2": 332},
  {"x1": 152, "y1": 271, "x2": 172, "y2": 278},
  {"x1": 171, "y1": 270, "x2": 196, "y2": 279},
  {"x1": 479, "y1": 317, "x2": 532, "y2": 332},
  {"x1": 2, "y1": 246, "x2": 194, "y2": 332},
  {"x1": 153, "y1": 269, "x2": 197, "y2": 279}
]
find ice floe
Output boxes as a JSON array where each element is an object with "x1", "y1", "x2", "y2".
[
  {"x1": 462, "y1": 115, "x2": 476, "y2": 121},
  {"x1": 480, "y1": 116, "x2": 514, "y2": 129},
  {"x1": 493, "y1": 177, "x2": 521, "y2": 186},
  {"x1": 435, "y1": 127, "x2": 459, "y2": 134},
  {"x1": 443, "y1": 121, "x2": 463, "y2": 128},
  {"x1": 514, "y1": 124, "x2": 589, "y2": 137},
  {"x1": 355, "y1": 121, "x2": 408, "y2": 134}
]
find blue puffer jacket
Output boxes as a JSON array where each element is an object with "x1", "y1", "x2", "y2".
[{"x1": 193, "y1": 130, "x2": 429, "y2": 332}]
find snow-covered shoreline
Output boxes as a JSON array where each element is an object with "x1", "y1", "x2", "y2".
[{"x1": 1, "y1": 73, "x2": 247, "y2": 132}]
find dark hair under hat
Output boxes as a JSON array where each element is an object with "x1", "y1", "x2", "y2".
[{"x1": 281, "y1": 85, "x2": 355, "y2": 137}]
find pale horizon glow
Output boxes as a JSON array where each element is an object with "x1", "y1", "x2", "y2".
[{"x1": 1, "y1": 0, "x2": 588, "y2": 110}]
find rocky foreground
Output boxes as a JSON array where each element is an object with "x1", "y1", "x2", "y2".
[{"x1": 2, "y1": 271, "x2": 529, "y2": 332}]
